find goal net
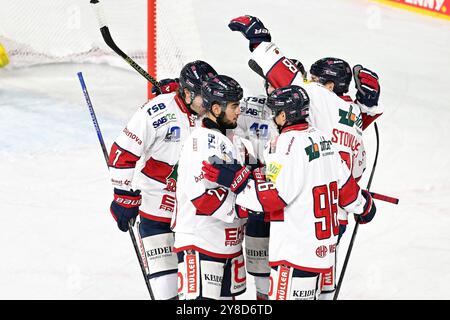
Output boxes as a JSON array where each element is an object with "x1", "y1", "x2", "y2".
[{"x1": 0, "y1": 0, "x2": 203, "y2": 93}]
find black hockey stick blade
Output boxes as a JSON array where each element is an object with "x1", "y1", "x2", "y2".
[
  {"x1": 248, "y1": 59, "x2": 266, "y2": 79},
  {"x1": 90, "y1": 0, "x2": 161, "y2": 93}
]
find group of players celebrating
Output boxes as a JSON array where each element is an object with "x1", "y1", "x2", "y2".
[{"x1": 108, "y1": 16, "x2": 383, "y2": 300}]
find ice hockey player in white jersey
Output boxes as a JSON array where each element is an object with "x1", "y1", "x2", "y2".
[
  {"x1": 228, "y1": 15, "x2": 382, "y2": 299},
  {"x1": 310, "y1": 57, "x2": 383, "y2": 134},
  {"x1": 203, "y1": 85, "x2": 377, "y2": 300},
  {"x1": 108, "y1": 60, "x2": 217, "y2": 300},
  {"x1": 173, "y1": 74, "x2": 253, "y2": 300},
  {"x1": 308, "y1": 57, "x2": 383, "y2": 297},
  {"x1": 234, "y1": 59, "x2": 306, "y2": 300}
]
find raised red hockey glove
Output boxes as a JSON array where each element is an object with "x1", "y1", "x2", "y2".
[
  {"x1": 228, "y1": 15, "x2": 271, "y2": 51},
  {"x1": 151, "y1": 78, "x2": 179, "y2": 96},
  {"x1": 110, "y1": 188, "x2": 141, "y2": 232},
  {"x1": 353, "y1": 65, "x2": 380, "y2": 107},
  {"x1": 202, "y1": 155, "x2": 251, "y2": 194},
  {"x1": 354, "y1": 189, "x2": 377, "y2": 224}
]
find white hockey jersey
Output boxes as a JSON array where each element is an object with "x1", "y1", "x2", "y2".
[
  {"x1": 250, "y1": 42, "x2": 366, "y2": 181},
  {"x1": 171, "y1": 119, "x2": 249, "y2": 258},
  {"x1": 235, "y1": 95, "x2": 278, "y2": 163},
  {"x1": 108, "y1": 92, "x2": 198, "y2": 223},
  {"x1": 236, "y1": 123, "x2": 368, "y2": 272}
]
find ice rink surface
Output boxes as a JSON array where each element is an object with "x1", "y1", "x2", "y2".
[{"x1": 1, "y1": 0, "x2": 450, "y2": 299}]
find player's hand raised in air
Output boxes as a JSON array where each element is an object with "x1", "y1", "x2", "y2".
[{"x1": 228, "y1": 15, "x2": 271, "y2": 51}]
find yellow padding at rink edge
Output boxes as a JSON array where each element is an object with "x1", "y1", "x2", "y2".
[
  {"x1": 0, "y1": 42, "x2": 10, "y2": 67},
  {"x1": 372, "y1": 0, "x2": 450, "y2": 21}
]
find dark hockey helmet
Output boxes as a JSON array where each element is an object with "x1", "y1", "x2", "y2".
[
  {"x1": 179, "y1": 60, "x2": 218, "y2": 96},
  {"x1": 202, "y1": 74, "x2": 244, "y2": 111},
  {"x1": 310, "y1": 57, "x2": 352, "y2": 95},
  {"x1": 266, "y1": 85, "x2": 310, "y2": 123}
]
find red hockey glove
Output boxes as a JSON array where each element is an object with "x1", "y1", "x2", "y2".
[
  {"x1": 228, "y1": 15, "x2": 271, "y2": 51},
  {"x1": 354, "y1": 189, "x2": 377, "y2": 224},
  {"x1": 151, "y1": 78, "x2": 179, "y2": 96},
  {"x1": 110, "y1": 188, "x2": 141, "y2": 232},
  {"x1": 202, "y1": 155, "x2": 251, "y2": 194},
  {"x1": 353, "y1": 65, "x2": 380, "y2": 107}
]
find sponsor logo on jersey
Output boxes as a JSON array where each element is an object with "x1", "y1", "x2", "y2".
[
  {"x1": 164, "y1": 126, "x2": 181, "y2": 142},
  {"x1": 276, "y1": 266, "x2": 290, "y2": 300},
  {"x1": 194, "y1": 172, "x2": 204, "y2": 183},
  {"x1": 159, "y1": 194, "x2": 176, "y2": 212},
  {"x1": 316, "y1": 245, "x2": 328, "y2": 258},
  {"x1": 331, "y1": 129, "x2": 360, "y2": 152},
  {"x1": 355, "y1": 113, "x2": 363, "y2": 129},
  {"x1": 188, "y1": 114, "x2": 196, "y2": 127},
  {"x1": 146, "y1": 246, "x2": 173, "y2": 258},
  {"x1": 338, "y1": 105, "x2": 357, "y2": 127},
  {"x1": 285, "y1": 137, "x2": 295, "y2": 155},
  {"x1": 244, "y1": 96, "x2": 267, "y2": 105},
  {"x1": 225, "y1": 226, "x2": 245, "y2": 247},
  {"x1": 186, "y1": 254, "x2": 197, "y2": 293},
  {"x1": 321, "y1": 270, "x2": 334, "y2": 287},
  {"x1": 193, "y1": 138, "x2": 198, "y2": 151},
  {"x1": 266, "y1": 162, "x2": 282, "y2": 182},
  {"x1": 207, "y1": 133, "x2": 216, "y2": 149},
  {"x1": 111, "y1": 178, "x2": 131, "y2": 187},
  {"x1": 245, "y1": 107, "x2": 259, "y2": 116},
  {"x1": 147, "y1": 103, "x2": 166, "y2": 116},
  {"x1": 232, "y1": 256, "x2": 247, "y2": 290},
  {"x1": 305, "y1": 137, "x2": 320, "y2": 161},
  {"x1": 292, "y1": 289, "x2": 316, "y2": 299},
  {"x1": 203, "y1": 274, "x2": 223, "y2": 284},
  {"x1": 123, "y1": 127, "x2": 142, "y2": 145},
  {"x1": 152, "y1": 113, "x2": 177, "y2": 128},
  {"x1": 246, "y1": 249, "x2": 268, "y2": 257}
]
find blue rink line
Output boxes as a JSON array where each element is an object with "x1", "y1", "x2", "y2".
[{"x1": 0, "y1": 89, "x2": 121, "y2": 155}]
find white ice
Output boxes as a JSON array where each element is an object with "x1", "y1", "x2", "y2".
[{"x1": 1, "y1": 0, "x2": 450, "y2": 299}]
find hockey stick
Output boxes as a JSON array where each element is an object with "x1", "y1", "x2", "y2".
[
  {"x1": 333, "y1": 122, "x2": 380, "y2": 300},
  {"x1": 370, "y1": 191, "x2": 399, "y2": 205},
  {"x1": 77, "y1": 72, "x2": 109, "y2": 168},
  {"x1": 77, "y1": 72, "x2": 155, "y2": 300},
  {"x1": 89, "y1": 0, "x2": 161, "y2": 94}
]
